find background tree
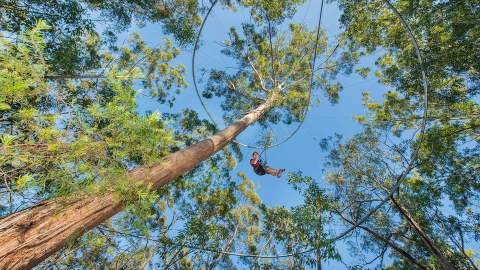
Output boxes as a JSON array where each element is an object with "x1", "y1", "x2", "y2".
[
  {"x1": 249, "y1": 172, "x2": 339, "y2": 270},
  {"x1": 0, "y1": 0, "x2": 201, "y2": 74},
  {"x1": 312, "y1": 0, "x2": 479, "y2": 268}
]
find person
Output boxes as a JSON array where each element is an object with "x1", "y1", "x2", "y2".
[{"x1": 250, "y1": 151, "x2": 285, "y2": 177}]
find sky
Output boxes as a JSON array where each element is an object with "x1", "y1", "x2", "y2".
[{"x1": 120, "y1": 0, "x2": 395, "y2": 268}]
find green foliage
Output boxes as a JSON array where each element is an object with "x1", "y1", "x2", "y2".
[
  {"x1": 355, "y1": 67, "x2": 370, "y2": 78},
  {"x1": 204, "y1": 18, "x2": 343, "y2": 126},
  {"x1": 0, "y1": 20, "x2": 49, "y2": 109},
  {"x1": 333, "y1": 4, "x2": 479, "y2": 267},
  {"x1": 115, "y1": 33, "x2": 187, "y2": 107},
  {"x1": 240, "y1": 0, "x2": 306, "y2": 23},
  {"x1": 255, "y1": 172, "x2": 339, "y2": 268},
  {"x1": 0, "y1": 0, "x2": 202, "y2": 74},
  {"x1": 2, "y1": 1, "x2": 478, "y2": 269},
  {"x1": 0, "y1": 22, "x2": 184, "y2": 213}
]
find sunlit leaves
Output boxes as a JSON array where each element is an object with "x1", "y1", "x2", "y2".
[
  {"x1": 0, "y1": 134, "x2": 15, "y2": 147},
  {"x1": 0, "y1": 21, "x2": 49, "y2": 110},
  {"x1": 205, "y1": 18, "x2": 342, "y2": 126},
  {"x1": 0, "y1": 23, "x2": 184, "y2": 217},
  {"x1": 0, "y1": 102, "x2": 10, "y2": 111},
  {"x1": 16, "y1": 174, "x2": 33, "y2": 190},
  {"x1": 115, "y1": 33, "x2": 187, "y2": 107},
  {"x1": 355, "y1": 67, "x2": 370, "y2": 78},
  {"x1": 237, "y1": 172, "x2": 261, "y2": 205},
  {"x1": 240, "y1": 0, "x2": 306, "y2": 23}
]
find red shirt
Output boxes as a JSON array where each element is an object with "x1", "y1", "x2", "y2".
[{"x1": 250, "y1": 159, "x2": 261, "y2": 168}]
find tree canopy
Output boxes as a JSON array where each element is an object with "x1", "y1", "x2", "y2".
[{"x1": 0, "y1": 0, "x2": 478, "y2": 269}]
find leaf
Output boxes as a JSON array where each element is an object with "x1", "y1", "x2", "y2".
[
  {"x1": 0, "y1": 103, "x2": 11, "y2": 110},
  {"x1": 355, "y1": 67, "x2": 370, "y2": 78},
  {"x1": 16, "y1": 174, "x2": 33, "y2": 190},
  {"x1": 1, "y1": 134, "x2": 15, "y2": 146},
  {"x1": 465, "y1": 249, "x2": 475, "y2": 258},
  {"x1": 35, "y1": 19, "x2": 51, "y2": 31},
  {"x1": 354, "y1": 115, "x2": 366, "y2": 124}
]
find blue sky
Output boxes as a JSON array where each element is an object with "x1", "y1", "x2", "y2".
[{"x1": 122, "y1": 0, "x2": 393, "y2": 268}]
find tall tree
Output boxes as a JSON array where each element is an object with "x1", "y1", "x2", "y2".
[
  {"x1": 315, "y1": 0, "x2": 479, "y2": 268},
  {"x1": 0, "y1": 1, "x2": 345, "y2": 267}
]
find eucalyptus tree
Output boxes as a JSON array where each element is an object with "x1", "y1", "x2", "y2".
[
  {"x1": 0, "y1": 1, "x2": 348, "y2": 268},
  {"x1": 0, "y1": 19, "x2": 186, "y2": 268},
  {"x1": 322, "y1": 127, "x2": 478, "y2": 269},
  {"x1": 334, "y1": 0, "x2": 479, "y2": 206},
  {"x1": 313, "y1": 0, "x2": 479, "y2": 269},
  {"x1": 37, "y1": 165, "x2": 264, "y2": 269},
  {"x1": 320, "y1": 130, "x2": 450, "y2": 269}
]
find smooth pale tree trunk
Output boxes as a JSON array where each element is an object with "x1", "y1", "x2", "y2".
[
  {"x1": 336, "y1": 211, "x2": 430, "y2": 270},
  {"x1": 0, "y1": 94, "x2": 277, "y2": 270},
  {"x1": 391, "y1": 197, "x2": 457, "y2": 270}
]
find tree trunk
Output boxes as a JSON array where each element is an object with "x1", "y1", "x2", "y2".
[
  {"x1": 390, "y1": 197, "x2": 457, "y2": 270},
  {"x1": 315, "y1": 242, "x2": 322, "y2": 270},
  {"x1": 316, "y1": 215, "x2": 322, "y2": 270},
  {"x1": 336, "y1": 211, "x2": 430, "y2": 270},
  {"x1": 0, "y1": 94, "x2": 277, "y2": 270}
]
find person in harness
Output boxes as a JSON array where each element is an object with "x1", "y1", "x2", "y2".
[{"x1": 250, "y1": 151, "x2": 285, "y2": 177}]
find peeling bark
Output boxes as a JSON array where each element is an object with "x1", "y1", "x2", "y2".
[{"x1": 0, "y1": 94, "x2": 277, "y2": 270}]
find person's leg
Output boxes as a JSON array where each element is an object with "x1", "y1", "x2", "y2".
[
  {"x1": 265, "y1": 168, "x2": 277, "y2": 176},
  {"x1": 265, "y1": 167, "x2": 282, "y2": 176}
]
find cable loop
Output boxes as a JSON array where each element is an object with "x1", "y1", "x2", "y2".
[{"x1": 192, "y1": 0, "x2": 324, "y2": 149}]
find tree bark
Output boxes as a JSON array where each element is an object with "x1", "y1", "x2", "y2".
[
  {"x1": 315, "y1": 240, "x2": 322, "y2": 270},
  {"x1": 0, "y1": 94, "x2": 277, "y2": 270},
  {"x1": 390, "y1": 197, "x2": 457, "y2": 270},
  {"x1": 335, "y1": 211, "x2": 430, "y2": 270},
  {"x1": 316, "y1": 215, "x2": 322, "y2": 270}
]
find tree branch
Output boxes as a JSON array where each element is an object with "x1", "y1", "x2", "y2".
[{"x1": 334, "y1": 210, "x2": 431, "y2": 270}]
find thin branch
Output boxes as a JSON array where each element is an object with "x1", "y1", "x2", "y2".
[
  {"x1": 224, "y1": 78, "x2": 265, "y2": 102},
  {"x1": 207, "y1": 224, "x2": 238, "y2": 270},
  {"x1": 334, "y1": 210, "x2": 430, "y2": 270},
  {"x1": 246, "y1": 56, "x2": 269, "y2": 92}
]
